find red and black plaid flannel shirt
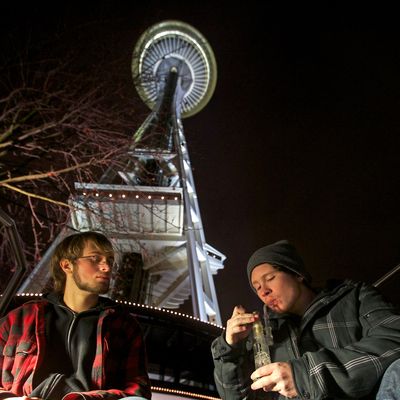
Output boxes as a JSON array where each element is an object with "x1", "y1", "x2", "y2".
[{"x1": 0, "y1": 299, "x2": 151, "y2": 400}]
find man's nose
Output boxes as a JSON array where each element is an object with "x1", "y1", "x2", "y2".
[
  {"x1": 260, "y1": 284, "x2": 271, "y2": 297},
  {"x1": 99, "y1": 261, "x2": 112, "y2": 271}
]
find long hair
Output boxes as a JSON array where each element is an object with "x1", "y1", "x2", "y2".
[{"x1": 49, "y1": 231, "x2": 114, "y2": 293}]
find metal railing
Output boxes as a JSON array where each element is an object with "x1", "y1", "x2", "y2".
[
  {"x1": 373, "y1": 263, "x2": 400, "y2": 288},
  {"x1": 0, "y1": 208, "x2": 28, "y2": 317}
]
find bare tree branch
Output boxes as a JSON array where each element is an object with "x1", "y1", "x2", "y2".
[
  {"x1": 0, "y1": 49, "x2": 148, "y2": 271},
  {"x1": 0, "y1": 162, "x2": 93, "y2": 185},
  {"x1": 1, "y1": 183, "x2": 71, "y2": 208}
]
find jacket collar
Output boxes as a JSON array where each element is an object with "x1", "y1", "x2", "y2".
[
  {"x1": 265, "y1": 279, "x2": 357, "y2": 332},
  {"x1": 42, "y1": 291, "x2": 119, "y2": 312}
]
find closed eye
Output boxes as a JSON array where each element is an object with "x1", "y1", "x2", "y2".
[
  {"x1": 89, "y1": 255, "x2": 105, "y2": 264},
  {"x1": 80, "y1": 255, "x2": 115, "y2": 266},
  {"x1": 92, "y1": 255, "x2": 115, "y2": 264}
]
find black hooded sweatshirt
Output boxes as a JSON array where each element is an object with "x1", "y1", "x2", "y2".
[{"x1": 31, "y1": 292, "x2": 113, "y2": 400}]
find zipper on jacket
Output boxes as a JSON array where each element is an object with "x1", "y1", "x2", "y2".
[
  {"x1": 66, "y1": 312, "x2": 78, "y2": 358},
  {"x1": 58, "y1": 304, "x2": 78, "y2": 358},
  {"x1": 42, "y1": 373, "x2": 63, "y2": 399}
]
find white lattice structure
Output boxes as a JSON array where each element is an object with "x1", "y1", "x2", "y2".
[{"x1": 18, "y1": 20, "x2": 225, "y2": 324}]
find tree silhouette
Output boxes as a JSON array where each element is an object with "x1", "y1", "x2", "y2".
[{"x1": 0, "y1": 43, "x2": 148, "y2": 273}]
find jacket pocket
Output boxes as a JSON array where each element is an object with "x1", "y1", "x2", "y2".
[{"x1": 362, "y1": 305, "x2": 398, "y2": 329}]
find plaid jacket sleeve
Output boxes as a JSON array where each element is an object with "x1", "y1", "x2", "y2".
[
  {"x1": 212, "y1": 333, "x2": 274, "y2": 400},
  {"x1": 0, "y1": 314, "x2": 14, "y2": 399},
  {"x1": 0, "y1": 302, "x2": 42, "y2": 399},
  {"x1": 290, "y1": 282, "x2": 400, "y2": 399}
]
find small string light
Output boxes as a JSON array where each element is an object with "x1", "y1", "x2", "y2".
[
  {"x1": 151, "y1": 386, "x2": 220, "y2": 400},
  {"x1": 77, "y1": 190, "x2": 182, "y2": 202},
  {"x1": 113, "y1": 299, "x2": 223, "y2": 329}
]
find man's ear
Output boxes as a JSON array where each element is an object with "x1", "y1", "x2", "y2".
[
  {"x1": 60, "y1": 258, "x2": 73, "y2": 274},
  {"x1": 297, "y1": 275, "x2": 304, "y2": 282}
]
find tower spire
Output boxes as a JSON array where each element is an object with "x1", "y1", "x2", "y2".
[{"x1": 18, "y1": 20, "x2": 225, "y2": 324}]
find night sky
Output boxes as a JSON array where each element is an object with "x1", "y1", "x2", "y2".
[{"x1": 2, "y1": 2, "x2": 400, "y2": 323}]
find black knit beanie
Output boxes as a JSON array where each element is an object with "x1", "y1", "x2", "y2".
[{"x1": 247, "y1": 240, "x2": 311, "y2": 290}]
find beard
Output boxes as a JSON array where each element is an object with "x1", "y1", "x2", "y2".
[{"x1": 72, "y1": 267, "x2": 110, "y2": 294}]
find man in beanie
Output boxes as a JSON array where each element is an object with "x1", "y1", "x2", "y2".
[{"x1": 211, "y1": 240, "x2": 400, "y2": 399}]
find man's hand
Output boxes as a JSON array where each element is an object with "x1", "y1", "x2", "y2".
[
  {"x1": 225, "y1": 305, "x2": 256, "y2": 346},
  {"x1": 250, "y1": 362, "x2": 298, "y2": 398}
]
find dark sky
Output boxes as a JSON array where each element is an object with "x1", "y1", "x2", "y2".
[{"x1": 2, "y1": 1, "x2": 400, "y2": 323}]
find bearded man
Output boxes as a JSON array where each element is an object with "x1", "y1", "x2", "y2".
[{"x1": 0, "y1": 231, "x2": 151, "y2": 400}]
